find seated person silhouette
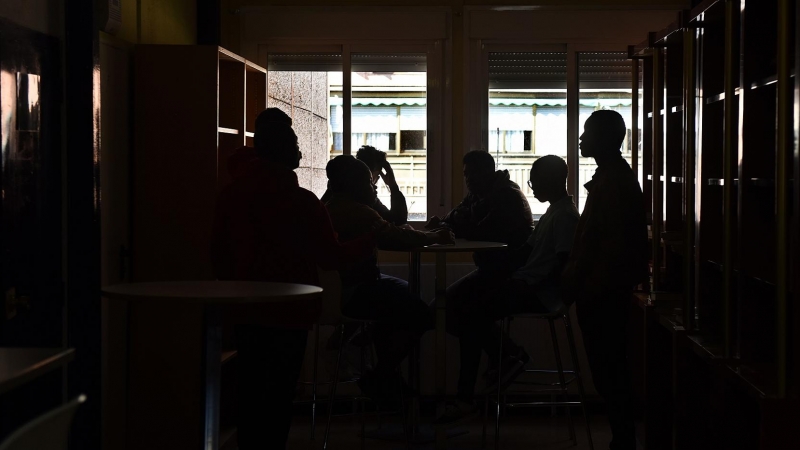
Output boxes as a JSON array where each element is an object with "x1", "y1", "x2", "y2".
[
  {"x1": 211, "y1": 108, "x2": 374, "y2": 450},
  {"x1": 323, "y1": 154, "x2": 454, "y2": 398},
  {"x1": 322, "y1": 145, "x2": 408, "y2": 225},
  {"x1": 434, "y1": 155, "x2": 579, "y2": 426}
]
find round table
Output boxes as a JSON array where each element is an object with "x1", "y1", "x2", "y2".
[
  {"x1": 102, "y1": 281, "x2": 322, "y2": 450},
  {"x1": 411, "y1": 239, "x2": 507, "y2": 449}
]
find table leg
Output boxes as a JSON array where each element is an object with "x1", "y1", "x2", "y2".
[
  {"x1": 204, "y1": 306, "x2": 222, "y2": 450},
  {"x1": 434, "y1": 252, "x2": 447, "y2": 450},
  {"x1": 410, "y1": 251, "x2": 422, "y2": 438}
]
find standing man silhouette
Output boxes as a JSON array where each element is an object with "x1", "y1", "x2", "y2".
[{"x1": 563, "y1": 110, "x2": 648, "y2": 450}]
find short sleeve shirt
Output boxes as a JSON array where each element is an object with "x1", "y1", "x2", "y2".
[{"x1": 511, "y1": 195, "x2": 579, "y2": 310}]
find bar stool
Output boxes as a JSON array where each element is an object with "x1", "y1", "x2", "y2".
[
  {"x1": 298, "y1": 270, "x2": 410, "y2": 449},
  {"x1": 483, "y1": 305, "x2": 594, "y2": 450}
]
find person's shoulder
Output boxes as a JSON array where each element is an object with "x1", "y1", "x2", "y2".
[{"x1": 291, "y1": 186, "x2": 325, "y2": 209}]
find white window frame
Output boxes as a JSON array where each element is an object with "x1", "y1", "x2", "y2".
[
  {"x1": 472, "y1": 42, "x2": 641, "y2": 208},
  {"x1": 258, "y1": 41, "x2": 449, "y2": 222}
]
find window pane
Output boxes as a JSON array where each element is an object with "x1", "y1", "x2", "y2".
[
  {"x1": 267, "y1": 54, "x2": 342, "y2": 199},
  {"x1": 578, "y1": 52, "x2": 640, "y2": 212},
  {"x1": 488, "y1": 52, "x2": 568, "y2": 219},
  {"x1": 335, "y1": 53, "x2": 427, "y2": 221}
]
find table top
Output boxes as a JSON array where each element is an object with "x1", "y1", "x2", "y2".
[
  {"x1": 415, "y1": 238, "x2": 507, "y2": 253},
  {"x1": 0, "y1": 348, "x2": 75, "y2": 395},
  {"x1": 102, "y1": 281, "x2": 323, "y2": 304}
]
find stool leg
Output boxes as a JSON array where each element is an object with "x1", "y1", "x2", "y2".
[
  {"x1": 360, "y1": 324, "x2": 366, "y2": 450},
  {"x1": 482, "y1": 394, "x2": 488, "y2": 449},
  {"x1": 494, "y1": 318, "x2": 507, "y2": 450},
  {"x1": 311, "y1": 324, "x2": 320, "y2": 440},
  {"x1": 564, "y1": 314, "x2": 594, "y2": 450},
  {"x1": 549, "y1": 318, "x2": 576, "y2": 444},
  {"x1": 398, "y1": 374, "x2": 411, "y2": 450},
  {"x1": 323, "y1": 325, "x2": 346, "y2": 450}
]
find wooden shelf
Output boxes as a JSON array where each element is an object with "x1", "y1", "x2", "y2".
[
  {"x1": 686, "y1": 334, "x2": 724, "y2": 362},
  {"x1": 707, "y1": 178, "x2": 739, "y2": 186},
  {"x1": 220, "y1": 425, "x2": 237, "y2": 450},
  {"x1": 221, "y1": 350, "x2": 237, "y2": 365},
  {"x1": 218, "y1": 47, "x2": 245, "y2": 63},
  {"x1": 245, "y1": 60, "x2": 267, "y2": 74},
  {"x1": 218, "y1": 127, "x2": 240, "y2": 135}
]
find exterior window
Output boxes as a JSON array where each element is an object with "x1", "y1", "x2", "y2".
[
  {"x1": 330, "y1": 53, "x2": 429, "y2": 221},
  {"x1": 488, "y1": 52, "x2": 568, "y2": 218},
  {"x1": 267, "y1": 54, "x2": 342, "y2": 199},
  {"x1": 578, "y1": 52, "x2": 640, "y2": 212}
]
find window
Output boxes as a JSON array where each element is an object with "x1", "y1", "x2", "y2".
[
  {"x1": 267, "y1": 53, "x2": 342, "y2": 199},
  {"x1": 578, "y1": 52, "x2": 641, "y2": 212},
  {"x1": 488, "y1": 52, "x2": 568, "y2": 218}
]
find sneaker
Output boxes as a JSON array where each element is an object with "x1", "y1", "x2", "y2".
[
  {"x1": 482, "y1": 348, "x2": 530, "y2": 382},
  {"x1": 482, "y1": 351, "x2": 530, "y2": 394},
  {"x1": 432, "y1": 401, "x2": 479, "y2": 427}
]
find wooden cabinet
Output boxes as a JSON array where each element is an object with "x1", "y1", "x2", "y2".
[
  {"x1": 133, "y1": 45, "x2": 266, "y2": 282},
  {"x1": 630, "y1": 1, "x2": 799, "y2": 448}
]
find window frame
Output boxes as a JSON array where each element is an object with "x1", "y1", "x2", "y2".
[
  {"x1": 259, "y1": 40, "x2": 451, "y2": 221},
  {"x1": 474, "y1": 42, "x2": 638, "y2": 209}
]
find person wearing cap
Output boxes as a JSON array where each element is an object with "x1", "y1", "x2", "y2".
[
  {"x1": 211, "y1": 108, "x2": 374, "y2": 450},
  {"x1": 323, "y1": 154, "x2": 453, "y2": 399}
]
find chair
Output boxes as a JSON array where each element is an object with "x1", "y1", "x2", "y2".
[
  {"x1": 299, "y1": 269, "x2": 410, "y2": 449},
  {"x1": 483, "y1": 306, "x2": 593, "y2": 450},
  {"x1": 0, "y1": 394, "x2": 86, "y2": 450}
]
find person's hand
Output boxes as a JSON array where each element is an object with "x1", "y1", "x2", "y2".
[
  {"x1": 425, "y1": 216, "x2": 442, "y2": 230},
  {"x1": 379, "y1": 159, "x2": 398, "y2": 188},
  {"x1": 433, "y1": 229, "x2": 455, "y2": 245}
]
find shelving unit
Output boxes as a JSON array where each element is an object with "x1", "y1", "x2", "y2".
[
  {"x1": 629, "y1": 0, "x2": 799, "y2": 448},
  {"x1": 132, "y1": 45, "x2": 265, "y2": 450},
  {"x1": 133, "y1": 46, "x2": 266, "y2": 282}
]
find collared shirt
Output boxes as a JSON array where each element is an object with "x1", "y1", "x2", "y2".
[{"x1": 512, "y1": 195, "x2": 579, "y2": 311}]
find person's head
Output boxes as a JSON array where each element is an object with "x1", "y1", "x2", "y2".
[
  {"x1": 528, "y1": 155, "x2": 568, "y2": 203},
  {"x1": 356, "y1": 145, "x2": 387, "y2": 184},
  {"x1": 326, "y1": 155, "x2": 376, "y2": 205},
  {"x1": 253, "y1": 108, "x2": 302, "y2": 169},
  {"x1": 462, "y1": 150, "x2": 496, "y2": 195},
  {"x1": 579, "y1": 110, "x2": 627, "y2": 159}
]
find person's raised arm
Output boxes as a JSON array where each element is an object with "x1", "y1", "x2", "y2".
[{"x1": 378, "y1": 160, "x2": 409, "y2": 225}]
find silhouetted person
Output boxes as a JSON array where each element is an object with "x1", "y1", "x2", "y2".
[
  {"x1": 211, "y1": 108, "x2": 373, "y2": 450},
  {"x1": 563, "y1": 110, "x2": 648, "y2": 450},
  {"x1": 322, "y1": 145, "x2": 408, "y2": 225},
  {"x1": 324, "y1": 154, "x2": 453, "y2": 398},
  {"x1": 435, "y1": 156, "x2": 579, "y2": 425},
  {"x1": 426, "y1": 150, "x2": 533, "y2": 255}
]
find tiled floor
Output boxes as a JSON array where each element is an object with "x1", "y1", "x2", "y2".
[{"x1": 287, "y1": 411, "x2": 611, "y2": 449}]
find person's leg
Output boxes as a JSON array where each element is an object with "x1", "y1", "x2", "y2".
[
  {"x1": 342, "y1": 275, "x2": 432, "y2": 375},
  {"x1": 443, "y1": 270, "x2": 508, "y2": 402},
  {"x1": 576, "y1": 289, "x2": 636, "y2": 450},
  {"x1": 235, "y1": 325, "x2": 308, "y2": 450},
  {"x1": 479, "y1": 279, "x2": 548, "y2": 364}
]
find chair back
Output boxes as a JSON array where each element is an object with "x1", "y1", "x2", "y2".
[
  {"x1": 0, "y1": 395, "x2": 86, "y2": 450},
  {"x1": 316, "y1": 268, "x2": 343, "y2": 325}
]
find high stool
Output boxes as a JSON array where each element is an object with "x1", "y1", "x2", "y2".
[
  {"x1": 299, "y1": 269, "x2": 410, "y2": 449},
  {"x1": 483, "y1": 306, "x2": 593, "y2": 450},
  {"x1": 323, "y1": 317, "x2": 410, "y2": 450}
]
